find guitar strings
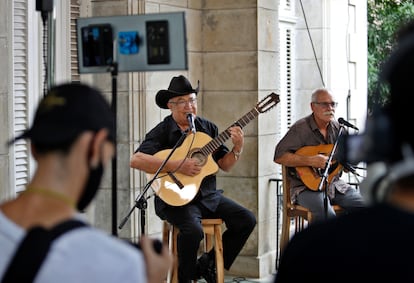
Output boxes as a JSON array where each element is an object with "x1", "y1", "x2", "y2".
[{"x1": 153, "y1": 131, "x2": 197, "y2": 182}]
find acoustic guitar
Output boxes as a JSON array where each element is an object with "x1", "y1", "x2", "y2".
[
  {"x1": 147, "y1": 92, "x2": 280, "y2": 206},
  {"x1": 295, "y1": 144, "x2": 343, "y2": 191}
]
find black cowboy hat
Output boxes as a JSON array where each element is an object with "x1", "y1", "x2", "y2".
[{"x1": 155, "y1": 75, "x2": 199, "y2": 109}]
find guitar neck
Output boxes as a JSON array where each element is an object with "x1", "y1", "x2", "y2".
[{"x1": 201, "y1": 107, "x2": 260, "y2": 156}]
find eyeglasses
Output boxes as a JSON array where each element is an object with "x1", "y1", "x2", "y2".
[
  {"x1": 312, "y1": 101, "x2": 338, "y2": 108},
  {"x1": 168, "y1": 98, "x2": 197, "y2": 107}
]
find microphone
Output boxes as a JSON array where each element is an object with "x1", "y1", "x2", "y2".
[
  {"x1": 338, "y1": 117, "x2": 359, "y2": 131},
  {"x1": 187, "y1": 113, "x2": 196, "y2": 133}
]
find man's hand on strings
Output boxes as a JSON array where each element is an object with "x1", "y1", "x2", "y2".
[
  {"x1": 229, "y1": 126, "x2": 244, "y2": 149},
  {"x1": 177, "y1": 158, "x2": 202, "y2": 176},
  {"x1": 309, "y1": 154, "x2": 331, "y2": 169}
]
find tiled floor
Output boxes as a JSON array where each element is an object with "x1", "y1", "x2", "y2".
[
  {"x1": 223, "y1": 274, "x2": 275, "y2": 283},
  {"x1": 196, "y1": 274, "x2": 276, "y2": 283}
]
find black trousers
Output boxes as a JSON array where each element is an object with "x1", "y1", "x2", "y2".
[{"x1": 159, "y1": 195, "x2": 256, "y2": 283}]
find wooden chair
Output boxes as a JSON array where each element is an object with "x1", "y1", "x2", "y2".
[
  {"x1": 280, "y1": 165, "x2": 343, "y2": 254},
  {"x1": 162, "y1": 218, "x2": 224, "y2": 283}
]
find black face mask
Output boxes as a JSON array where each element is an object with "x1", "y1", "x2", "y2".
[{"x1": 77, "y1": 161, "x2": 104, "y2": 212}]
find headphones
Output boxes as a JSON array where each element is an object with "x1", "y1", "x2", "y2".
[
  {"x1": 349, "y1": 32, "x2": 414, "y2": 203},
  {"x1": 361, "y1": 145, "x2": 414, "y2": 204}
]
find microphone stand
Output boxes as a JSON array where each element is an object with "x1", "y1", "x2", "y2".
[
  {"x1": 317, "y1": 126, "x2": 345, "y2": 219},
  {"x1": 118, "y1": 129, "x2": 189, "y2": 235}
]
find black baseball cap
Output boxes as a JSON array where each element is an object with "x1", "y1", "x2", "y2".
[{"x1": 9, "y1": 83, "x2": 115, "y2": 146}]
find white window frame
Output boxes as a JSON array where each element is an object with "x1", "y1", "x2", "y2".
[{"x1": 9, "y1": 0, "x2": 41, "y2": 194}]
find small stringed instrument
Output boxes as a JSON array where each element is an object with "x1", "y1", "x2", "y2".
[
  {"x1": 295, "y1": 144, "x2": 343, "y2": 191},
  {"x1": 147, "y1": 92, "x2": 280, "y2": 206}
]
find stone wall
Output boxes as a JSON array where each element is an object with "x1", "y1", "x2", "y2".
[
  {"x1": 0, "y1": 1, "x2": 11, "y2": 201},
  {"x1": 85, "y1": 0, "x2": 280, "y2": 278}
]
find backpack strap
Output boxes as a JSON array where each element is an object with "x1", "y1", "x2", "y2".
[{"x1": 1, "y1": 220, "x2": 87, "y2": 283}]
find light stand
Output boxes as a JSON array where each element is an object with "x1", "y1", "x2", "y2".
[
  {"x1": 109, "y1": 61, "x2": 118, "y2": 236},
  {"x1": 317, "y1": 126, "x2": 345, "y2": 218},
  {"x1": 36, "y1": 0, "x2": 54, "y2": 94},
  {"x1": 76, "y1": 12, "x2": 188, "y2": 237}
]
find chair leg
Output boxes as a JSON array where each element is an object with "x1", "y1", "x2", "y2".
[
  {"x1": 280, "y1": 210, "x2": 291, "y2": 255},
  {"x1": 294, "y1": 217, "x2": 299, "y2": 233}
]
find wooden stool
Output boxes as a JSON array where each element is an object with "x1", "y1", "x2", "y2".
[{"x1": 162, "y1": 218, "x2": 224, "y2": 283}]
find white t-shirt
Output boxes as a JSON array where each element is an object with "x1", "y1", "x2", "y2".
[{"x1": 0, "y1": 211, "x2": 147, "y2": 283}]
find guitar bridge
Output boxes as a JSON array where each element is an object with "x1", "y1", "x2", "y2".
[
  {"x1": 316, "y1": 168, "x2": 323, "y2": 177},
  {"x1": 167, "y1": 172, "x2": 184, "y2": 189}
]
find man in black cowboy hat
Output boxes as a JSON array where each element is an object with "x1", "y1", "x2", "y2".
[{"x1": 131, "y1": 75, "x2": 256, "y2": 283}]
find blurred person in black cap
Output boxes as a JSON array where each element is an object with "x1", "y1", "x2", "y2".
[
  {"x1": 0, "y1": 83, "x2": 172, "y2": 283},
  {"x1": 130, "y1": 75, "x2": 256, "y2": 283},
  {"x1": 274, "y1": 21, "x2": 414, "y2": 283}
]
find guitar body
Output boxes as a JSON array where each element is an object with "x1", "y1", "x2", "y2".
[
  {"x1": 147, "y1": 132, "x2": 218, "y2": 206},
  {"x1": 295, "y1": 144, "x2": 343, "y2": 191}
]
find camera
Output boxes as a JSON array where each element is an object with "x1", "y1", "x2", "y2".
[
  {"x1": 135, "y1": 238, "x2": 163, "y2": 254},
  {"x1": 339, "y1": 109, "x2": 396, "y2": 165}
]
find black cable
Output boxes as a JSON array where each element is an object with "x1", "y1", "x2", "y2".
[{"x1": 299, "y1": 0, "x2": 325, "y2": 87}]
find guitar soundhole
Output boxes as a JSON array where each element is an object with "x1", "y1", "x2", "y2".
[{"x1": 189, "y1": 149, "x2": 207, "y2": 166}]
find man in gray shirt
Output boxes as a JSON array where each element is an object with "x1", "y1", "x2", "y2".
[{"x1": 274, "y1": 88, "x2": 365, "y2": 223}]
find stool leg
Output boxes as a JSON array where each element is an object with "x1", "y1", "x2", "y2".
[
  {"x1": 214, "y1": 224, "x2": 224, "y2": 283},
  {"x1": 172, "y1": 226, "x2": 179, "y2": 283},
  {"x1": 163, "y1": 222, "x2": 174, "y2": 283},
  {"x1": 205, "y1": 231, "x2": 212, "y2": 252},
  {"x1": 167, "y1": 225, "x2": 173, "y2": 283}
]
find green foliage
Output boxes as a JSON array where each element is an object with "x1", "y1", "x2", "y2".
[{"x1": 368, "y1": 0, "x2": 414, "y2": 110}]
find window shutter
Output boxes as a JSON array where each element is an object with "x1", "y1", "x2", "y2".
[
  {"x1": 285, "y1": 29, "x2": 293, "y2": 128},
  {"x1": 70, "y1": 0, "x2": 81, "y2": 82},
  {"x1": 12, "y1": 0, "x2": 30, "y2": 192},
  {"x1": 279, "y1": 0, "x2": 296, "y2": 133},
  {"x1": 279, "y1": 25, "x2": 295, "y2": 134}
]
